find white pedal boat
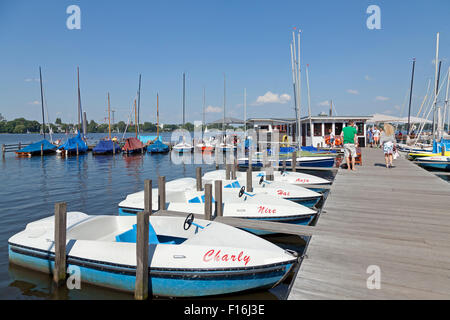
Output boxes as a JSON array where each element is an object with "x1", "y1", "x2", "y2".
[
  {"x1": 8, "y1": 213, "x2": 298, "y2": 297},
  {"x1": 201, "y1": 177, "x2": 323, "y2": 208},
  {"x1": 118, "y1": 178, "x2": 318, "y2": 234},
  {"x1": 203, "y1": 169, "x2": 331, "y2": 186},
  {"x1": 172, "y1": 142, "x2": 193, "y2": 153}
]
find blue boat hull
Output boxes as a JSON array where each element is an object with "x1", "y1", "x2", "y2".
[
  {"x1": 418, "y1": 162, "x2": 450, "y2": 171},
  {"x1": 281, "y1": 159, "x2": 335, "y2": 168},
  {"x1": 8, "y1": 245, "x2": 295, "y2": 297}
]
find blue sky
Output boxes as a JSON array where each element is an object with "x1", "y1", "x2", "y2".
[{"x1": 0, "y1": 0, "x2": 449, "y2": 125}]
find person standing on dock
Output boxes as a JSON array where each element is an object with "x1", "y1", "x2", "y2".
[
  {"x1": 367, "y1": 127, "x2": 374, "y2": 148},
  {"x1": 379, "y1": 123, "x2": 396, "y2": 168},
  {"x1": 373, "y1": 126, "x2": 381, "y2": 148},
  {"x1": 341, "y1": 120, "x2": 358, "y2": 171}
]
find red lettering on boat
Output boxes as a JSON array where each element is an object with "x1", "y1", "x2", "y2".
[
  {"x1": 257, "y1": 206, "x2": 277, "y2": 214},
  {"x1": 203, "y1": 250, "x2": 250, "y2": 266}
]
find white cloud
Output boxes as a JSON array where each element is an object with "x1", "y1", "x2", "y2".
[
  {"x1": 28, "y1": 100, "x2": 40, "y2": 105},
  {"x1": 375, "y1": 96, "x2": 390, "y2": 101},
  {"x1": 393, "y1": 105, "x2": 401, "y2": 110},
  {"x1": 253, "y1": 91, "x2": 291, "y2": 105},
  {"x1": 317, "y1": 100, "x2": 329, "y2": 106},
  {"x1": 364, "y1": 75, "x2": 372, "y2": 81},
  {"x1": 205, "y1": 105, "x2": 222, "y2": 113},
  {"x1": 25, "y1": 78, "x2": 39, "y2": 82},
  {"x1": 346, "y1": 89, "x2": 359, "y2": 95}
]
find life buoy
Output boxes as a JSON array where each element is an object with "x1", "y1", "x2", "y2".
[
  {"x1": 324, "y1": 135, "x2": 331, "y2": 145},
  {"x1": 334, "y1": 136, "x2": 343, "y2": 146}
]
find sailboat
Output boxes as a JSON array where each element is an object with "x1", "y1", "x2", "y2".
[
  {"x1": 122, "y1": 99, "x2": 146, "y2": 154},
  {"x1": 16, "y1": 67, "x2": 57, "y2": 157},
  {"x1": 93, "y1": 93, "x2": 121, "y2": 155},
  {"x1": 218, "y1": 74, "x2": 236, "y2": 152},
  {"x1": 173, "y1": 73, "x2": 193, "y2": 153},
  {"x1": 195, "y1": 88, "x2": 214, "y2": 152},
  {"x1": 148, "y1": 94, "x2": 169, "y2": 153}
]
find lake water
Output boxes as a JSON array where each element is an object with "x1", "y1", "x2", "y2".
[{"x1": 0, "y1": 133, "x2": 335, "y2": 300}]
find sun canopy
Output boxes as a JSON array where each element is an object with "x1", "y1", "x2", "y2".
[{"x1": 367, "y1": 114, "x2": 403, "y2": 124}]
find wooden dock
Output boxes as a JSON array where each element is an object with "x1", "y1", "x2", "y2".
[{"x1": 288, "y1": 147, "x2": 450, "y2": 299}]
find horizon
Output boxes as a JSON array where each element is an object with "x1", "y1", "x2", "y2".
[{"x1": 1, "y1": 0, "x2": 449, "y2": 125}]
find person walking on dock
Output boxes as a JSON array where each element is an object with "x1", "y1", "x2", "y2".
[
  {"x1": 341, "y1": 120, "x2": 358, "y2": 171},
  {"x1": 373, "y1": 126, "x2": 380, "y2": 148},
  {"x1": 379, "y1": 123, "x2": 396, "y2": 168}
]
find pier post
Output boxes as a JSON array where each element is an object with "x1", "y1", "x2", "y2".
[
  {"x1": 247, "y1": 149, "x2": 253, "y2": 192},
  {"x1": 292, "y1": 151, "x2": 296, "y2": 171},
  {"x1": 144, "y1": 179, "x2": 152, "y2": 214},
  {"x1": 135, "y1": 210, "x2": 149, "y2": 300},
  {"x1": 41, "y1": 143, "x2": 44, "y2": 157},
  {"x1": 53, "y1": 202, "x2": 67, "y2": 286},
  {"x1": 214, "y1": 180, "x2": 223, "y2": 217},
  {"x1": 76, "y1": 144, "x2": 79, "y2": 156},
  {"x1": 2, "y1": 144, "x2": 5, "y2": 158},
  {"x1": 282, "y1": 159, "x2": 286, "y2": 172},
  {"x1": 231, "y1": 158, "x2": 237, "y2": 180},
  {"x1": 113, "y1": 142, "x2": 116, "y2": 155},
  {"x1": 263, "y1": 151, "x2": 268, "y2": 168},
  {"x1": 18, "y1": 142, "x2": 21, "y2": 150},
  {"x1": 158, "y1": 176, "x2": 166, "y2": 211},
  {"x1": 267, "y1": 165, "x2": 274, "y2": 181},
  {"x1": 204, "y1": 183, "x2": 213, "y2": 221},
  {"x1": 196, "y1": 167, "x2": 202, "y2": 191},
  {"x1": 226, "y1": 164, "x2": 231, "y2": 180}
]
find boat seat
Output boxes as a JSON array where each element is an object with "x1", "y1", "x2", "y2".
[{"x1": 115, "y1": 224, "x2": 175, "y2": 245}]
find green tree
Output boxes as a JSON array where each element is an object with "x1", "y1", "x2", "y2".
[{"x1": 13, "y1": 124, "x2": 26, "y2": 133}]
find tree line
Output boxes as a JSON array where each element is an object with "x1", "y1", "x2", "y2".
[{"x1": 0, "y1": 114, "x2": 240, "y2": 134}]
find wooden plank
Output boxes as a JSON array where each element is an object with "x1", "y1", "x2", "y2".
[{"x1": 135, "y1": 210, "x2": 149, "y2": 300}]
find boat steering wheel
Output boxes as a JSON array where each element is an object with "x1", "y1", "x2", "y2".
[
  {"x1": 238, "y1": 186, "x2": 245, "y2": 198},
  {"x1": 259, "y1": 176, "x2": 264, "y2": 185},
  {"x1": 184, "y1": 213, "x2": 194, "y2": 230}
]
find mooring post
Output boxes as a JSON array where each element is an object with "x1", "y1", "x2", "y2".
[
  {"x1": 144, "y1": 179, "x2": 152, "y2": 214},
  {"x1": 41, "y1": 143, "x2": 44, "y2": 157},
  {"x1": 53, "y1": 202, "x2": 67, "y2": 286},
  {"x1": 225, "y1": 164, "x2": 231, "y2": 180},
  {"x1": 76, "y1": 143, "x2": 79, "y2": 156},
  {"x1": 112, "y1": 142, "x2": 116, "y2": 155},
  {"x1": 2, "y1": 144, "x2": 6, "y2": 158},
  {"x1": 291, "y1": 151, "x2": 296, "y2": 171},
  {"x1": 196, "y1": 167, "x2": 202, "y2": 191},
  {"x1": 135, "y1": 210, "x2": 149, "y2": 300},
  {"x1": 231, "y1": 158, "x2": 237, "y2": 180},
  {"x1": 158, "y1": 176, "x2": 166, "y2": 211},
  {"x1": 282, "y1": 159, "x2": 286, "y2": 172},
  {"x1": 263, "y1": 151, "x2": 268, "y2": 168},
  {"x1": 204, "y1": 183, "x2": 212, "y2": 221},
  {"x1": 214, "y1": 180, "x2": 223, "y2": 217},
  {"x1": 247, "y1": 149, "x2": 253, "y2": 192},
  {"x1": 267, "y1": 165, "x2": 274, "y2": 181},
  {"x1": 18, "y1": 142, "x2": 21, "y2": 150}
]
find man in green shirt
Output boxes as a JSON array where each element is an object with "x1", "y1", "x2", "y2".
[{"x1": 341, "y1": 120, "x2": 358, "y2": 171}]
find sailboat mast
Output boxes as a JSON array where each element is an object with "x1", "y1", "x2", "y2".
[
  {"x1": 202, "y1": 87, "x2": 206, "y2": 128},
  {"x1": 157, "y1": 93, "x2": 160, "y2": 138},
  {"x1": 432, "y1": 33, "x2": 440, "y2": 139},
  {"x1": 223, "y1": 73, "x2": 226, "y2": 133},
  {"x1": 137, "y1": 74, "x2": 141, "y2": 131},
  {"x1": 108, "y1": 93, "x2": 111, "y2": 140},
  {"x1": 445, "y1": 68, "x2": 450, "y2": 134},
  {"x1": 39, "y1": 66, "x2": 46, "y2": 139},
  {"x1": 134, "y1": 99, "x2": 137, "y2": 138},
  {"x1": 182, "y1": 73, "x2": 186, "y2": 126},
  {"x1": 244, "y1": 88, "x2": 247, "y2": 133},
  {"x1": 306, "y1": 64, "x2": 312, "y2": 143},
  {"x1": 77, "y1": 66, "x2": 82, "y2": 133},
  {"x1": 407, "y1": 58, "x2": 416, "y2": 135}
]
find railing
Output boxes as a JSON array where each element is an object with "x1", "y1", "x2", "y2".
[{"x1": 2, "y1": 143, "x2": 31, "y2": 155}]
